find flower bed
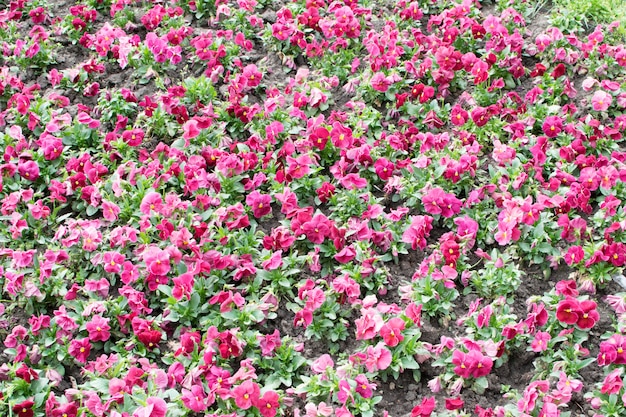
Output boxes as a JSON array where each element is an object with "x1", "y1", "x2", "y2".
[{"x1": 0, "y1": 0, "x2": 626, "y2": 416}]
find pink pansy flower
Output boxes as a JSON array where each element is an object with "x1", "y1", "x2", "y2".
[
  {"x1": 122, "y1": 129, "x2": 144, "y2": 146},
  {"x1": 538, "y1": 402, "x2": 558, "y2": 417},
  {"x1": 83, "y1": 278, "x2": 111, "y2": 298},
  {"x1": 542, "y1": 115, "x2": 563, "y2": 138},
  {"x1": 355, "y1": 308, "x2": 384, "y2": 340},
  {"x1": 605, "y1": 294, "x2": 626, "y2": 315},
  {"x1": 530, "y1": 331, "x2": 551, "y2": 352},
  {"x1": 143, "y1": 247, "x2": 171, "y2": 276},
  {"x1": 555, "y1": 280, "x2": 578, "y2": 297},
  {"x1": 556, "y1": 297, "x2": 582, "y2": 325},
  {"x1": 302, "y1": 214, "x2": 332, "y2": 244},
  {"x1": 492, "y1": 139, "x2": 516, "y2": 165},
  {"x1": 494, "y1": 224, "x2": 520, "y2": 246},
  {"x1": 556, "y1": 371, "x2": 582, "y2": 393},
  {"x1": 340, "y1": 173, "x2": 368, "y2": 189},
  {"x1": 601, "y1": 368, "x2": 623, "y2": 394},
  {"x1": 133, "y1": 397, "x2": 167, "y2": 417},
  {"x1": 17, "y1": 160, "x2": 40, "y2": 181},
  {"x1": 371, "y1": 72, "x2": 391, "y2": 92},
  {"x1": 262, "y1": 250, "x2": 283, "y2": 271},
  {"x1": 121, "y1": 261, "x2": 139, "y2": 284},
  {"x1": 256, "y1": 390, "x2": 280, "y2": 417},
  {"x1": 86, "y1": 315, "x2": 111, "y2": 342},
  {"x1": 81, "y1": 227, "x2": 102, "y2": 251},
  {"x1": 140, "y1": 192, "x2": 163, "y2": 215},
  {"x1": 232, "y1": 380, "x2": 260, "y2": 410},
  {"x1": 181, "y1": 385, "x2": 208, "y2": 412},
  {"x1": 379, "y1": 317, "x2": 406, "y2": 347},
  {"x1": 184, "y1": 119, "x2": 205, "y2": 144},
  {"x1": 467, "y1": 350, "x2": 493, "y2": 377},
  {"x1": 102, "y1": 251, "x2": 124, "y2": 274},
  {"x1": 137, "y1": 329, "x2": 162, "y2": 350},
  {"x1": 591, "y1": 90, "x2": 612, "y2": 111},
  {"x1": 332, "y1": 274, "x2": 360, "y2": 299},
  {"x1": 68, "y1": 338, "x2": 91, "y2": 363},
  {"x1": 576, "y1": 299, "x2": 599, "y2": 329},
  {"x1": 101, "y1": 200, "x2": 120, "y2": 221},
  {"x1": 355, "y1": 374, "x2": 374, "y2": 398},
  {"x1": 337, "y1": 380, "x2": 353, "y2": 404},
  {"x1": 246, "y1": 190, "x2": 272, "y2": 218},
  {"x1": 445, "y1": 397, "x2": 464, "y2": 411},
  {"x1": 564, "y1": 246, "x2": 584, "y2": 266},
  {"x1": 172, "y1": 272, "x2": 194, "y2": 301},
  {"x1": 334, "y1": 246, "x2": 356, "y2": 264},
  {"x1": 258, "y1": 329, "x2": 281, "y2": 357},
  {"x1": 422, "y1": 187, "x2": 461, "y2": 218},
  {"x1": 411, "y1": 397, "x2": 436, "y2": 417},
  {"x1": 364, "y1": 342, "x2": 392, "y2": 372},
  {"x1": 286, "y1": 154, "x2": 313, "y2": 179},
  {"x1": 294, "y1": 308, "x2": 313, "y2": 328},
  {"x1": 242, "y1": 64, "x2": 262, "y2": 88},
  {"x1": 330, "y1": 122, "x2": 354, "y2": 149},
  {"x1": 450, "y1": 105, "x2": 468, "y2": 126},
  {"x1": 402, "y1": 215, "x2": 433, "y2": 250},
  {"x1": 374, "y1": 158, "x2": 395, "y2": 180},
  {"x1": 597, "y1": 337, "x2": 620, "y2": 366},
  {"x1": 311, "y1": 354, "x2": 334, "y2": 373},
  {"x1": 452, "y1": 350, "x2": 472, "y2": 378},
  {"x1": 305, "y1": 402, "x2": 334, "y2": 417}
]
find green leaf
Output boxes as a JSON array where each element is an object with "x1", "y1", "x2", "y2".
[
  {"x1": 504, "y1": 74, "x2": 516, "y2": 89},
  {"x1": 577, "y1": 357, "x2": 595, "y2": 369},
  {"x1": 34, "y1": 391, "x2": 48, "y2": 408},
  {"x1": 279, "y1": 375, "x2": 292, "y2": 386},
  {"x1": 221, "y1": 310, "x2": 239, "y2": 321},
  {"x1": 400, "y1": 355, "x2": 420, "y2": 370},
  {"x1": 264, "y1": 374, "x2": 282, "y2": 390},
  {"x1": 86, "y1": 204, "x2": 98, "y2": 216},
  {"x1": 158, "y1": 285, "x2": 172, "y2": 297},
  {"x1": 189, "y1": 292, "x2": 201, "y2": 310},
  {"x1": 89, "y1": 378, "x2": 111, "y2": 393},
  {"x1": 171, "y1": 138, "x2": 186, "y2": 149},
  {"x1": 166, "y1": 310, "x2": 180, "y2": 322},
  {"x1": 472, "y1": 376, "x2": 488, "y2": 394},
  {"x1": 251, "y1": 308, "x2": 265, "y2": 323},
  {"x1": 321, "y1": 319, "x2": 334, "y2": 327}
]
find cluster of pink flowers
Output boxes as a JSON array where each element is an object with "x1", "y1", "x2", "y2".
[{"x1": 556, "y1": 298, "x2": 599, "y2": 329}]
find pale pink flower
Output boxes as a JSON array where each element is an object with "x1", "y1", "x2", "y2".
[
  {"x1": 364, "y1": 342, "x2": 392, "y2": 372},
  {"x1": 140, "y1": 192, "x2": 163, "y2": 215},
  {"x1": 605, "y1": 294, "x2": 626, "y2": 314},
  {"x1": 370, "y1": 72, "x2": 391, "y2": 92},
  {"x1": 355, "y1": 308, "x2": 384, "y2": 340},
  {"x1": 530, "y1": 331, "x2": 551, "y2": 352},
  {"x1": 305, "y1": 402, "x2": 333, "y2": 417},
  {"x1": 592, "y1": 90, "x2": 612, "y2": 111}
]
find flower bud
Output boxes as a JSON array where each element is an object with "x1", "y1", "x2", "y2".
[
  {"x1": 29, "y1": 345, "x2": 42, "y2": 364},
  {"x1": 46, "y1": 368, "x2": 62, "y2": 386},
  {"x1": 0, "y1": 363, "x2": 10, "y2": 381},
  {"x1": 589, "y1": 397, "x2": 602, "y2": 409}
]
